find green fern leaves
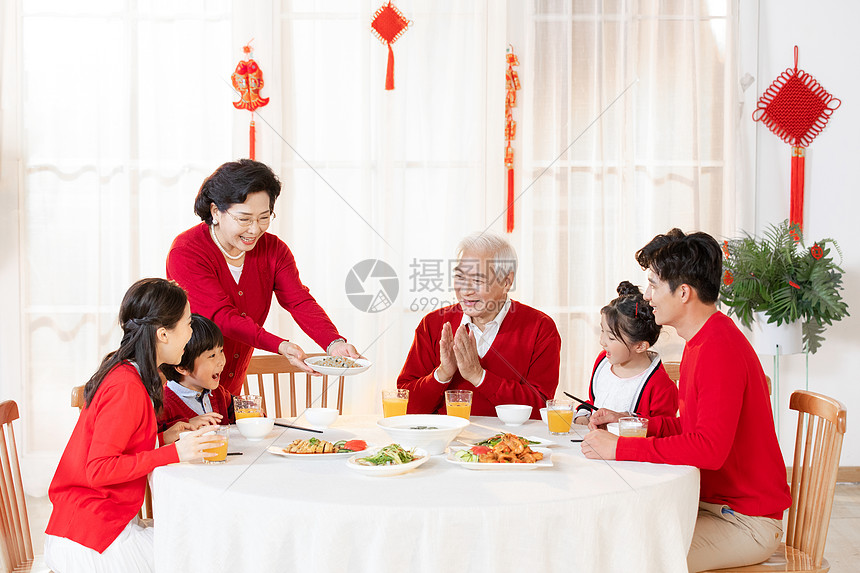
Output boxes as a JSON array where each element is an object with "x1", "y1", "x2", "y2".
[{"x1": 719, "y1": 220, "x2": 849, "y2": 354}]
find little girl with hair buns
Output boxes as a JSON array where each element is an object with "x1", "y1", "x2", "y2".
[{"x1": 574, "y1": 281, "x2": 678, "y2": 425}]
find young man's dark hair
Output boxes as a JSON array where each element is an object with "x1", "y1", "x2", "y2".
[{"x1": 635, "y1": 228, "x2": 722, "y2": 304}]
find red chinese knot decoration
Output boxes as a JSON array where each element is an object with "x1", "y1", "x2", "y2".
[
  {"x1": 232, "y1": 42, "x2": 269, "y2": 160},
  {"x1": 505, "y1": 46, "x2": 521, "y2": 233},
  {"x1": 371, "y1": 2, "x2": 411, "y2": 90},
  {"x1": 752, "y1": 46, "x2": 840, "y2": 230}
]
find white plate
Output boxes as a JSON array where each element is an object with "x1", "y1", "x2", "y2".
[
  {"x1": 346, "y1": 447, "x2": 429, "y2": 477},
  {"x1": 267, "y1": 444, "x2": 369, "y2": 459},
  {"x1": 304, "y1": 356, "x2": 372, "y2": 376},
  {"x1": 445, "y1": 446, "x2": 552, "y2": 470},
  {"x1": 465, "y1": 434, "x2": 556, "y2": 448}
]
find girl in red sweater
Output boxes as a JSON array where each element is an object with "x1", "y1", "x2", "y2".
[
  {"x1": 574, "y1": 281, "x2": 677, "y2": 425},
  {"x1": 45, "y1": 279, "x2": 221, "y2": 573}
]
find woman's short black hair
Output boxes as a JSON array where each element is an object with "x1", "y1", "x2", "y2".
[
  {"x1": 635, "y1": 228, "x2": 722, "y2": 304},
  {"x1": 194, "y1": 159, "x2": 281, "y2": 224},
  {"x1": 161, "y1": 314, "x2": 224, "y2": 382},
  {"x1": 601, "y1": 281, "x2": 661, "y2": 346}
]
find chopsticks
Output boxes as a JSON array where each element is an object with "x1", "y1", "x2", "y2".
[
  {"x1": 274, "y1": 421, "x2": 323, "y2": 433},
  {"x1": 563, "y1": 392, "x2": 596, "y2": 412}
]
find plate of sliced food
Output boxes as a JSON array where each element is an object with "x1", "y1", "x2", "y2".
[
  {"x1": 267, "y1": 438, "x2": 368, "y2": 459},
  {"x1": 446, "y1": 433, "x2": 552, "y2": 470},
  {"x1": 304, "y1": 355, "x2": 372, "y2": 376},
  {"x1": 346, "y1": 444, "x2": 429, "y2": 477},
  {"x1": 466, "y1": 432, "x2": 556, "y2": 449}
]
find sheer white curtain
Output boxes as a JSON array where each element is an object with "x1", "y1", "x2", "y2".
[
  {"x1": 8, "y1": 1, "x2": 235, "y2": 489},
  {"x1": 1, "y1": 0, "x2": 746, "y2": 491},
  {"x1": 511, "y1": 0, "x2": 747, "y2": 398},
  {"x1": 260, "y1": 1, "x2": 499, "y2": 415}
]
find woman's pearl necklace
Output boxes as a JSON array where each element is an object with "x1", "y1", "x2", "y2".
[{"x1": 209, "y1": 225, "x2": 245, "y2": 260}]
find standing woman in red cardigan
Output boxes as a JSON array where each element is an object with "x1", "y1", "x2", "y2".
[
  {"x1": 45, "y1": 278, "x2": 219, "y2": 572},
  {"x1": 166, "y1": 159, "x2": 359, "y2": 396}
]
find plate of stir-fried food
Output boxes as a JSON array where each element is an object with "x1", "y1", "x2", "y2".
[
  {"x1": 346, "y1": 444, "x2": 429, "y2": 477},
  {"x1": 267, "y1": 438, "x2": 368, "y2": 459},
  {"x1": 446, "y1": 433, "x2": 552, "y2": 470},
  {"x1": 468, "y1": 432, "x2": 556, "y2": 449},
  {"x1": 304, "y1": 355, "x2": 372, "y2": 376}
]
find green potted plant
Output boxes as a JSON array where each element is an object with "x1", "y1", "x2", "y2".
[{"x1": 719, "y1": 219, "x2": 849, "y2": 354}]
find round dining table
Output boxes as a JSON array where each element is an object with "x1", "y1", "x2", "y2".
[{"x1": 152, "y1": 415, "x2": 699, "y2": 573}]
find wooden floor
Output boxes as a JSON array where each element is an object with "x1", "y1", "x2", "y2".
[{"x1": 24, "y1": 483, "x2": 860, "y2": 570}]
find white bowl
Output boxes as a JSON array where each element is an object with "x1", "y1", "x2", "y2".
[
  {"x1": 539, "y1": 408, "x2": 548, "y2": 424},
  {"x1": 376, "y1": 414, "x2": 469, "y2": 455},
  {"x1": 236, "y1": 417, "x2": 275, "y2": 441},
  {"x1": 607, "y1": 422, "x2": 619, "y2": 436},
  {"x1": 304, "y1": 407, "x2": 339, "y2": 429},
  {"x1": 495, "y1": 404, "x2": 532, "y2": 427}
]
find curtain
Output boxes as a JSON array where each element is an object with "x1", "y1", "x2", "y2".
[
  {"x1": 1, "y1": 0, "x2": 745, "y2": 492},
  {"x1": 512, "y1": 0, "x2": 745, "y2": 398}
]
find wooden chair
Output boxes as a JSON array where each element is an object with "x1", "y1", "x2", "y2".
[
  {"x1": 0, "y1": 400, "x2": 49, "y2": 572},
  {"x1": 702, "y1": 390, "x2": 847, "y2": 572},
  {"x1": 70, "y1": 385, "x2": 154, "y2": 521},
  {"x1": 244, "y1": 353, "x2": 346, "y2": 417},
  {"x1": 663, "y1": 361, "x2": 772, "y2": 394}
]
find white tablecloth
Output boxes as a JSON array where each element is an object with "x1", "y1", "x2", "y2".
[{"x1": 152, "y1": 416, "x2": 699, "y2": 573}]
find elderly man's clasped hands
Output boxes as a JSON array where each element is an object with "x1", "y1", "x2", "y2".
[{"x1": 437, "y1": 323, "x2": 484, "y2": 386}]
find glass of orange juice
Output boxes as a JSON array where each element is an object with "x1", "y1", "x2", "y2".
[
  {"x1": 202, "y1": 426, "x2": 229, "y2": 464},
  {"x1": 382, "y1": 389, "x2": 409, "y2": 418},
  {"x1": 445, "y1": 389, "x2": 473, "y2": 420},
  {"x1": 546, "y1": 399, "x2": 574, "y2": 435},
  {"x1": 234, "y1": 395, "x2": 263, "y2": 419}
]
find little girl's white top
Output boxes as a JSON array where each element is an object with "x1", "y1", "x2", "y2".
[{"x1": 576, "y1": 351, "x2": 662, "y2": 418}]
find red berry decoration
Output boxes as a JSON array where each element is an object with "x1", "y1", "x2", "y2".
[{"x1": 723, "y1": 270, "x2": 734, "y2": 286}]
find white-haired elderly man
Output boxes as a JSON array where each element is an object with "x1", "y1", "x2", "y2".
[{"x1": 397, "y1": 232, "x2": 561, "y2": 418}]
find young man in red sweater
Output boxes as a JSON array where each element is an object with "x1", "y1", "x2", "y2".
[
  {"x1": 582, "y1": 229, "x2": 791, "y2": 572},
  {"x1": 397, "y1": 232, "x2": 561, "y2": 418}
]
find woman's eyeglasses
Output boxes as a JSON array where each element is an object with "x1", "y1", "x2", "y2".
[{"x1": 224, "y1": 210, "x2": 276, "y2": 229}]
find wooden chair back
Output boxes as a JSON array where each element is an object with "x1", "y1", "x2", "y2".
[
  {"x1": 784, "y1": 390, "x2": 846, "y2": 566},
  {"x1": 244, "y1": 353, "x2": 346, "y2": 417},
  {"x1": 701, "y1": 389, "x2": 846, "y2": 572},
  {"x1": 71, "y1": 384, "x2": 153, "y2": 521},
  {"x1": 662, "y1": 361, "x2": 771, "y2": 394},
  {"x1": 0, "y1": 400, "x2": 35, "y2": 571}
]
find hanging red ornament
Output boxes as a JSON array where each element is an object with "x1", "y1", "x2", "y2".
[
  {"x1": 810, "y1": 243, "x2": 824, "y2": 260},
  {"x1": 371, "y1": 2, "x2": 411, "y2": 90},
  {"x1": 232, "y1": 42, "x2": 269, "y2": 160},
  {"x1": 753, "y1": 46, "x2": 840, "y2": 230},
  {"x1": 504, "y1": 46, "x2": 521, "y2": 233}
]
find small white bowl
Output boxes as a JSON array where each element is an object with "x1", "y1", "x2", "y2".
[
  {"x1": 539, "y1": 407, "x2": 548, "y2": 424},
  {"x1": 377, "y1": 414, "x2": 469, "y2": 455},
  {"x1": 495, "y1": 404, "x2": 532, "y2": 427},
  {"x1": 236, "y1": 417, "x2": 275, "y2": 441},
  {"x1": 304, "y1": 407, "x2": 339, "y2": 429},
  {"x1": 607, "y1": 422, "x2": 619, "y2": 436}
]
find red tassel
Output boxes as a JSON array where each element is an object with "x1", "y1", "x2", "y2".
[
  {"x1": 385, "y1": 44, "x2": 395, "y2": 90},
  {"x1": 250, "y1": 120, "x2": 256, "y2": 160},
  {"x1": 790, "y1": 146, "x2": 804, "y2": 230},
  {"x1": 506, "y1": 168, "x2": 515, "y2": 232}
]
